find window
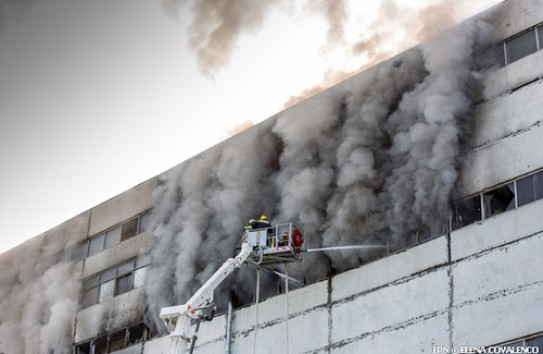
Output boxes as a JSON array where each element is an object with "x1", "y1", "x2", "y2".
[
  {"x1": 104, "y1": 227, "x2": 121, "y2": 249},
  {"x1": 75, "y1": 210, "x2": 152, "y2": 260},
  {"x1": 516, "y1": 171, "x2": 543, "y2": 207},
  {"x1": 527, "y1": 336, "x2": 543, "y2": 351},
  {"x1": 115, "y1": 273, "x2": 135, "y2": 296},
  {"x1": 494, "y1": 333, "x2": 543, "y2": 352},
  {"x1": 74, "y1": 322, "x2": 150, "y2": 354},
  {"x1": 450, "y1": 168, "x2": 543, "y2": 232},
  {"x1": 482, "y1": 183, "x2": 515, "y2": 218},
  {"x1": 506, "y1": 30, "x2": 537, "y2": 64},
  {"x1": 88, "y1": 234, "x2": 105, "y2": 257},
  {"x1": 108, "y1": 330, "x2": 126, "y2": 352},
  {"x1": 80, "y1": 255, "x2": 150, "y2": 308},
  {"x1": 482, "y1": 44, "x2": 506, "y2": 68},
  {"x1": 485, "y1": 24, "x2": 543, "y2": 68},
  {"x1": 452, "y1": 195, "x2": 482, "y2": 230},
  {"x1": 121, "y1": 217, "x2": 139, "y2": 241}
]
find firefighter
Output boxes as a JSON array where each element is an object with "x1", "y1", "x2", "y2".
[
  {"x1": 254, "y1": 215, "x2": 270, "y2": 229},
  {"x1": 254, "y1": 215, "x2": 274, "y2": 247},
  {"x1": 245, "y1": 219, "x2": 256, "y2": 230}
]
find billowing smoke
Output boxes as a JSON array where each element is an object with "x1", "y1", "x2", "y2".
[
  {"x1": 0, "y1": 0, "x2": 502, "y2": 350},
  {"x1": 0, "y1": 224, "x2": 81, "y2": 354},
  {"x1": 285, "y1": 0, "x2": 480, "y2": 107},
  {"x1": 144, "y1": 12, "x2": 497, "y2": 332},
  {"x1": 162, "y1": 0, "x2": 351, "y2": 77}
]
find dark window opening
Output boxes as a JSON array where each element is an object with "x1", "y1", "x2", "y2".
[
  {"x1": 121, "y1": 217, "x2": 139, "y2": 241},
  {"x1": 452, "y1": 196, "x2": 482, "y2": 230},
  {"x1": 506, "y1": 30, "x2": 537, "y2": 64},
  {"x1": 93, "y1": 336, "x2": 107, "y2": 354},
  {"x1": 75, "y1": 341, "x2": 90, "y2": 354},
  {"x1": 107, "y1": 330, "x2": 126, "y2": 352},
  {"x1": 483, "y1": 183, "x2": 515, "y2": 218},
  {"x1": 127, "y1": 323, "x2": 146, "y2": 345},
  {"x1": 74, "y1": 323, "x2": 150, "y2": 354},
  {"x1": 528, "y1": 336, "x2": 543, "y2": 350}
]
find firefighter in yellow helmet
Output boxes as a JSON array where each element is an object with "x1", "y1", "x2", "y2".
[{"x1": 254, "y1": 215, "x2": 270, "y2": 229}]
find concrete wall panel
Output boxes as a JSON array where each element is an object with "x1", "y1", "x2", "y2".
[
  {"x1": 453, "y1": 232, "x2": 543, "y2": 305},
  {"x1": 333, "y1": 313, "x2": 449, "y2": 354},
  {"x1": 452, "y1": 283, "x2": 543, "y2": 347},
  {"x1": 451, "y1": 199, "x2": 543, "y2": 260},
  {"x1": 474, "y1": 80, "x2": 543, "y2": 149},
  {"x1": 75, "y1": 288, "x2": 145, "y2": 342},
  {"x1": 491, "y1": 0, "x2": 543, "y2": 40},
  {"x1": 288, "y1": 309, "x2": 329, "y2": 353},
  {"x1": 332, "y1": 237, "x2": 447, "y2": 302},
  {"x1": 459, "y1": 122, "x2": 543, "y2": 196},
  {"x1": 142, "y1": 336, "x2": 169, "y2": 354},
  {"x1": 331, "y1": 268, "x2": 449, "y2": 344},
  {"x1": 89, "y1": 178, "x2": 156, "y2": 236}
]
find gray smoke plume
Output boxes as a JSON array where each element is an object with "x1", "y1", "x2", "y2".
[
  {"x1": 162, "y1": 0, "x2": 351, "y2": 77},
  {"x1": 0, "y1": 1, "x2": 501, "y2": 350},
  {"x1": 285, "y1": 0, "x2": 474, "y2": 108},
  {"x1": 0, "y1": 223, "x2": 81, "y2": 354},
  {"x1": 144, "y1": 12, "x2": 497, "y2": 332}
]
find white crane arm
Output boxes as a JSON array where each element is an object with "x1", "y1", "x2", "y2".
[{"x1": 159, "y1": 242, "x2": 253, "y2": 354}]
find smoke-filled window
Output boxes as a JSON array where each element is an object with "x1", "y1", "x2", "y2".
[
  {"x1": 517, "y1": 171, "x2": 543, "y2": 207},
  {"x1": 452, "y1": 195, "x2": 482, "y2": 230},
  {"x1": 74, "y1": 322, "x2": 150, "y2": 354},
  {"x1": 74, "y1": 210, "x2": 152, "y2": 261},
  {"x1": 80, "y1": 255, "x2": 150, "y2": 308},
  {"x1": 482, "y1": 183, "x2": 516, "y2": 218},
  {"x1": 451, "y1": 168, "x2": 543, "y2": 232}
]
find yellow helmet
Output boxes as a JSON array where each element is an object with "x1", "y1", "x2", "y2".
[{"x1": 260, "y1": 215, "x2": 268, "y2": 221}]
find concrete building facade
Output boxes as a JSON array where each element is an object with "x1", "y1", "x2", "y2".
[{"x1": 1, "y1": 0, "x2": 543, "y2": 353}]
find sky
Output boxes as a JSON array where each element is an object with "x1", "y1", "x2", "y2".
[{"x1": 0, "y1": 0, "x2": 501, "y2": 255}]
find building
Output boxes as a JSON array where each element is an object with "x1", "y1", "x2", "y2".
[{"x1": 1, "y1": 0, "x2": 543, "y2": 353}]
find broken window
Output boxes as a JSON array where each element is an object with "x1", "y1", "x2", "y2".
[
  {"x1": 482, "y1": 183, "x2": 515, "y2": 218},
  {"x1": 516, "y1": 171, "x2": 543, "y2": 207},
  {"x1": 506, "y1": 29, "x2": 537, "y2": 64},
  {"x1": 452, "y1": 195, "x2": 482, "y2": 230}
]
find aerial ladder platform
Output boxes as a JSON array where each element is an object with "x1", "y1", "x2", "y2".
[{"x1": 159, "y1": 223, "x2": 304, "y2": 354}]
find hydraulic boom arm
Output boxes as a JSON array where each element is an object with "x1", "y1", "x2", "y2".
[{"x1": 159, "y1": 242, "x2": 253, "y2": 354}]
